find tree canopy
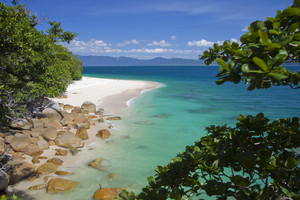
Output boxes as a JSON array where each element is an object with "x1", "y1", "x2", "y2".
[
  {"x1": 0, "y1": 2, "x2": 82, "y2": 125},
  {"x1": 119, "y1": 1, "x2": 300, "y2": 199},
  {"x1": 200, "y1": 1, "x2": 300, "y2": 90}
]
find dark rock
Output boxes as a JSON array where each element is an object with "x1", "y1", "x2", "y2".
[{"x1": 96, "y1": 129, "x2": 111, "y2": 139}]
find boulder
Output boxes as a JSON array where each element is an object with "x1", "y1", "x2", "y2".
[
  {"x1": 6, "y1": 159, "x2": 35, "y2": 185},
  {"x1": 55, "y1": 149, "x2": 68, "y2": 156},
  {"x1": 44, "y1": 176, "x2": 52, "y2": 183},
  {"x1": 27, "y1": 175, "x2": 38, "y2": 181},
  {"x1": 9, "y1": 119, "x2": 33, "y2": 130},
  {"x1": 44, "y1": 119, "x2": 63, "y2": 129},
  {"x1": 88, "y1": 158, "x2": 103, "y2": 169},
  {"x1": 98, "y1": 118, "x2": 104, "y2": 123},
  {"x1": 0, "y1": 139, "x2": 4, "y2": 154},
  {"x1": 63, "y1": 104, "x2": 74, "y2": 110},
  {"x1": 93, "y1": 188, "x2": 123, "y2": 200},
  {"x1": 5, "y1": 135, "x2": 14, "y2": 144},
  {"x1": 106, "y1": 116, "x2": 122, "y2": 121},
  {"x1": 46, "y1": 178, "x2": 78, "y2": 193},
  {"x1": 37, "y1": 139, "x2": 49, "y2": 150},
  {"x1": 74, "y1": 123, "x2": 90, "y2": 130},
  {"x1": 48, "y1": 102, "x2": 62, "y2": 113},
  {"x1": 71, "y1": 106, "x2": 81, "y2": 114},
  {"x1": 61, "y1": 116, "x2": 73, "y2": 126},
  {"x1": 75, "y1": 128, "x2": 89, "y2": 140},
  {"x1": 42, "y1": 108, "x2": 62, "y2": 121},
  {"x1": 31, "y1": 118, "x2": 45, "y2": 131},
  {"x1": 48, "y1": 140, "x2": 56, "y2": 146},
  {"x1": 73, "y1": 114, "x2": 89, "y2": 124},
  {"x1": 0, "y1": 170, "x2": 9, "y2": 193},
  {"x1": 9, "y1": 133, "x2": 31, "y2": 151},
  {"x1": 36, "y1": 162, "x2": 58, "y2": 174},
  {"x1": 69, "y1": 148, "x2": 81, "y2": 156},
  {"x1": 54, "y1": 132, "x2": 84, "y2": 149},
  {"x1": 42, "y1": 127, "x2": 57, "y2": 141},
  {"x1": 55, "y1": 171, "x2": 70, "y2": 176},
  {"x1": 29, "y1": 184, "x2": 47, "y2": 190},
  {"x1": 24, "y1": 144, "x2": 43, "y2": 157},
  {"x1": 29, "y1": 137, "x2": 39, "y2": 144},
  {"x1": 47, "y1": 158, "x2": 63, "y2": 165},
  {"x1": 57, "y1": 130, "x2": 73, "y2": 136},
  {"x1": 81, "y1": 101, "x2": 96, "y2": 114},
  {"x1": 96, "y1": 129, "x2": 111, "y2": 139},
  {"x1": 30, "y1": 131, "x2": 41, "y2": 137}
]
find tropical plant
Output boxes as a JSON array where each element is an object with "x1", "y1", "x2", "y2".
[
  {"x1": 119, "y1": 1, "x2": 300, "y2": 199},
  {"x1": 0, "y1": 194, "x2": 19, "y2": 200},
  {"x1": 0, "y1": 2, "x2": 82, "y2": 125}
]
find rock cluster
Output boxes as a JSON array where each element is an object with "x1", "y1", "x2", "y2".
[{"x1": 0, "y1": 100, "x2": 123, "y2": 196}]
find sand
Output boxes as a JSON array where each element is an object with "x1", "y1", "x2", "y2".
[
  {"x1": 52, "y1": 77, "x2": 160, "y2": 114},
  {"x1": 7, "y1": 77, "x2": 160, "y2": 199}
]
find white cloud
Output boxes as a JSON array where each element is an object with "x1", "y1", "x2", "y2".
[
  {"x1": 188, "y1": 38, "x2": 240, "y2": 47},
  {"x1": 188, "y1": 39, "x2": 215, "y2": 47},
  {"x1": 170, "y1": 35, "x2": 177, "y2": 40},
  {"x1": 242, "y1": 26, "x2": 249, "y2": 32},
  {"x1": 117, "y1": 39, "x2": 141, "y2": 47},
  {"x1": 147, "y1": 40, "x2": 172, "y2": 47},
  {"x1": 63, "y1": 39, "x2": 111, "y2": 52},
  {"x1": 63, "y1": 39, "x2": 202, "y2": 58},
  {"x1": 131, "y1": 39, "x2": 140, "y2": 45}
]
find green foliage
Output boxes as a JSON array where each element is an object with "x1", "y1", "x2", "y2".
[
  {"x1": 0, "y1": 194, "x2": 19, "y2": 200},
  {"x1": 47, "y1": 20, "x2": 78, "y2": 43},
  {"x1": 71, "y1": 55, "x2": 83, "y2": 80},
  {"x1": 200, "y1": 2, "x2": 300, "y2": 90},
  {"x1": 0, "y1": 3, "x2": 82, "y2": 124}
]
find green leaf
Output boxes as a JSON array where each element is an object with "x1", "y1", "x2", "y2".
[
  {"x1": 258, "y1": 30, "x2": 269, "y2": 45},
  {"x1": 147, "y1": 176, "x2": 155, "y2": 184},
  {"x1": 273, "y1": 22, "x2": 280, "y2": 30},
  {"x1": 274, "y1": 49, "x2": 288, "y2": 61},
  {"x1": 285, "y1": 157, "x2": 297, "y2": 169},
  {"x1": 216, "y1": 78, "x2": 226, "y2": 85},
  {"x1": 293, "y1": 32, "x2": 300, "y2": 40},
  {"x1": 252, "y1": 57, "x2": 270, "y2": 72},
  {"x1": 283, "y1": 7, "x2": 300, "y2": 16},
  {"x1": 216, "y1": 58, "x2": 230, "y2": 71},
  {"x1": 230, "y1": 175, "x2": 249, "y2": 187},
  {"x1": 269, "y1": 29, "x2": 280, "y2": 35}
]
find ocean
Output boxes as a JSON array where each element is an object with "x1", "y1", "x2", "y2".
[{"x1": 41, "y1": 65, "x2": 300, "y2": 199}]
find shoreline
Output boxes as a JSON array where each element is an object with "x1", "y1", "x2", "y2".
[
  {"x1": 7, "y1": 76, "x2": 161, "y2": 199},
  {"x1": 52, "y1": 76, "x2": 161, "y2": 114}
]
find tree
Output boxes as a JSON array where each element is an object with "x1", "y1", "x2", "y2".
[
  {"x1": 200, "y1": 1, "x2": 300, "y2": 91},
  {"x1": 71, "y1": 55, "x2": 83, "y2": 80},
  {"x1": 119, "y1": 1, "x2": 300, "y2": 199},
  {"x1": 0, "y1": 2, "x2": 82, "y2": 125}
]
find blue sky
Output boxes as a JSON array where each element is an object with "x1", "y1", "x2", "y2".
[{"x1": 8, "y1": 0, "x2": 294, "y2": 59}]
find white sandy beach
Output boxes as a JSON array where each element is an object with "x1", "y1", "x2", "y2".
[
  {"x1": 7, "y1": 76, "x2": 160, "y2": 199},
  {"x1": 52, "y1": 77, "x2": 160, "y2": 114}
]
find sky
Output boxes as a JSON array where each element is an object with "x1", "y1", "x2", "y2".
[{"x1": 6, "y1": 0, "x2": 294, "y2": 59}]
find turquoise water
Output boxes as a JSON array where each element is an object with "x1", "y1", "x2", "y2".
[{"x1": 40, "y1": 65, "x2": 300, "y2": 199}]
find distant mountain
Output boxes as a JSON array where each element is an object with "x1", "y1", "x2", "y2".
[{"x1": 78, "y1": 56, "x2": 205, "y2": 66}]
